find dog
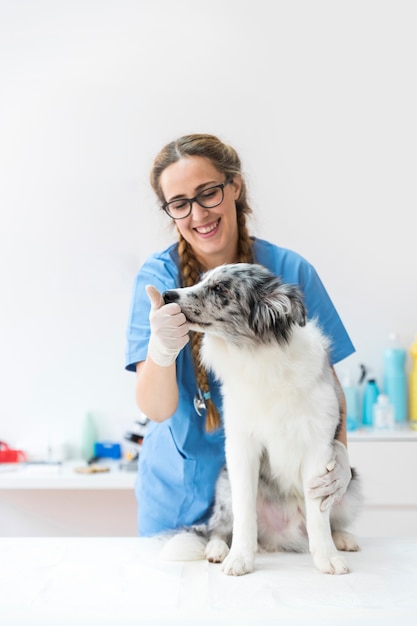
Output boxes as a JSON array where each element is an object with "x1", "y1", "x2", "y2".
[{"x1": 161, "y1": 263, "x2": 362, "y2": 575}]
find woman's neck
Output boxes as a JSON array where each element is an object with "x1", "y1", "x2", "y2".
[{"x1": 196, "y1": 247, "x2": 239, "y2": 272}]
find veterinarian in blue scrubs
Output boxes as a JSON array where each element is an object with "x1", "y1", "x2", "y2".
[{"x1": 125, "y1": 134, "x2": 355, "y2": 537}]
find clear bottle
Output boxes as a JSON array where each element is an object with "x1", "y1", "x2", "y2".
[
  {"x1": 373, "y1": 394, "x2": 395, "y2": 430},
  {"x1": 409, "y1": 335, "x2": 417, "y2": 430},
  {"x1": 362, "y1": 379, "x2": 380, "y2": 427},
  {"x1": 384, "y1": 333, "x2": 407, "y2": 423}
]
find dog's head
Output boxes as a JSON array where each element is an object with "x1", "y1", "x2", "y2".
[{"x1": 163, "y1": 263, "x2": 306, "y2": 346}]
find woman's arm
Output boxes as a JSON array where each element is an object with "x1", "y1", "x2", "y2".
[
  {"x1": 307, "y1": 366, "x2": 352, "y2": 510},
  {"x1": 332, "y1": 366, "x2": 347, "y2": 446},
  {"x1": 135, "y1": 359, "x2": 179, "y2": 422}
]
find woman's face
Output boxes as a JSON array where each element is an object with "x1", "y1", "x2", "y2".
[{"x1": 159, "y1": 156, "x2": 242, "y2": 270}]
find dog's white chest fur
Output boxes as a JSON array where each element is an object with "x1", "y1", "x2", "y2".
[{"x1": 201, "y1": 321, "x2": 339, "y2": 492}]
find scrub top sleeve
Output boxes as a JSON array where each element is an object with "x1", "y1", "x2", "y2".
[{"x1": 298, "y1": 262, "x2": 355, "y2": 365}]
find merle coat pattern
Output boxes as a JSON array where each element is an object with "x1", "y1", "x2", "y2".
[{"x1": 162, "y1": 263, "x2": 362, "y2": 575}]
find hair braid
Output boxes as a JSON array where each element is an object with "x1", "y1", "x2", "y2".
[
  {"x1": 178, "y1": 235, "x2": 220, "y2": 431},
  {"x1": 237, "y1": 210, "x2": 254, "y2": 265}
]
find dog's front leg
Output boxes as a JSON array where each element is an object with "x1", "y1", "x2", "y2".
[
  {"x1": 221, "y1": 434, "x2": 260, "y2": 576},
  {"x1": 303, "y1": 453, "x2": 350, "y2": 575}
]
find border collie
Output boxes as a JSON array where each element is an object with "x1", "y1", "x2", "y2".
[{"x1": 161, "y1": 263, "x2": 362, "y2": 575}]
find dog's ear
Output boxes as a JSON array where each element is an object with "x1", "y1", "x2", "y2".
[
  {"x1": 270, "y1": 285, "x2": 306, "y2": 327},
  {"x1": 249, "y1": 284, "x2": 306, "y2": 343}
]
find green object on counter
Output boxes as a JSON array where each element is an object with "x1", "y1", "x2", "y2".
[{"x1": 81, "y1": 412, "x2": 97, "y2": 461}]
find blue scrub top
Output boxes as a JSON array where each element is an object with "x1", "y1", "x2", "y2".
[{"x1": 125, "y1": 237, "x2": 355, "y2": 536}]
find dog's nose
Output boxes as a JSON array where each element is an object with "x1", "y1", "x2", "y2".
[{"x1": 163, "y1": 290, "x2": 179, "y2": 305}]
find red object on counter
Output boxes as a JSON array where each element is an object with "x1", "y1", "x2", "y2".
[{"x1": 0, "y1": 441, "x2": 27, "y2": 463}]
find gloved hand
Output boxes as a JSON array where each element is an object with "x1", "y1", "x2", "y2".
[
  {"x1": 307, "y1": 440, "x2": 352, "y2": 511},
  {"x1": 145, "y1": 285, "x2": 190, "y2": 367}
]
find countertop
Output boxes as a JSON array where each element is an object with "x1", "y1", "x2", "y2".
[
  {"x1": 1, "y1": 426, "x2": 416, "y2": 491},
  {"x1": 347, "y1": 423, "x2": 417, "y2": 442},
  {"x1": 0, "y1": 459, "x2": 136, "y2": 489}
]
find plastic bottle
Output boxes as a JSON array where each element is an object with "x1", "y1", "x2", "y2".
[
  {"x1": 384, "y1": 333, "x2": 407, "y2": 423},
  {"x1": 409, "y1": 335, "x2": 417, "y2": 430},
  {"x1": 341, "y1": 370, "x2": 360, "y2": 431},
  {"x1": 373, "y1": 394, "x2": 395, "y2": 430},
  {"x1": 362, "y1": 379, "x2": 380, "y2": 427},
  {"x1": 81, "y1": 412, "x2": 97, "y2": 461}
]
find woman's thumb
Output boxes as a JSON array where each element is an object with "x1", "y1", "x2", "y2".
[{"x1": 145, "y1": 284, "x2": 165, "y2": 310}]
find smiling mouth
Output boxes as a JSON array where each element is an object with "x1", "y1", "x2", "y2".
[{"x1": 194, "y1": 219, "x2": 220, "y2": 235}]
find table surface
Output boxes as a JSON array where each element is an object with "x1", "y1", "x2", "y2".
[{"x1": 1, "y1": 536, "x2": 416, "y2": 625}]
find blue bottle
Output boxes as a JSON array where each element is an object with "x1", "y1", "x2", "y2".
[
  {"x1": 362, "y1": 379, "x2": 380, "y2": 426},
  {"x1": 384, "y1": 333, "x2": 407, "y2": 423}
]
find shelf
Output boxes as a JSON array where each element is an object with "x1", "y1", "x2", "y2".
[{"x1": 0, "y1": 460, "x2": 137, "y2": 490}]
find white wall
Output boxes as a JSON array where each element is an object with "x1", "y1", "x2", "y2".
[{"x1": 1, "y1": 0, "x2": 416, "y2": 455}]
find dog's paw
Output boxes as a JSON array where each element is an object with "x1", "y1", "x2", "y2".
[
  {"x1": 221, "y1": 550, "x2": 255, "y2": 576},
  {"x1": 313, "y1": 552, "x2": 350, "y2": 575},
  {"x1": 332, "y1": 531, "x2": 360, "y2": 552},
  {"x1": 205, "y1": 538, "x2": 229, "y2": 563}
]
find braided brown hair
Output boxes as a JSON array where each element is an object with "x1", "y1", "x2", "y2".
[{"x1": 150, "y1": 134, "x2": 254, "y2": 431}]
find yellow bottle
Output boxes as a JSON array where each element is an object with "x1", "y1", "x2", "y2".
[{"x1": 409, "y1": 335, "x2": 417, "y2": 430}]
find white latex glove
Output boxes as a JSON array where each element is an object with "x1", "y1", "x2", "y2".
[
  {"x1": 146, "y1": 285, "x2": 190, "y2": 367},
  {"x1": 307, "y1": 440, "x2": 352, "y2": 512}
]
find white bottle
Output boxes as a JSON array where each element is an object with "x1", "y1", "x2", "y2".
[{"x1": 373, "y1": 394, "x2": 395, "y2": 430}]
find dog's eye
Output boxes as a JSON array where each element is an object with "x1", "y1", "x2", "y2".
[{"x1": 213, "y1": 283, "x2": 226, "y2": 295}]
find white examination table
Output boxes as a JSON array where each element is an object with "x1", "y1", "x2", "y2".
[{"x1": 0, "y1": 536, "x2": 416, "y2": 625}]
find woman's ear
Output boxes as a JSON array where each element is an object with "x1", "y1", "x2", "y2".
[{"x1": 230, "y1": 174, "x2": 242, "y2": 200}]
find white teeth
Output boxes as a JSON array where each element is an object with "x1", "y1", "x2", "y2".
[{"x1": 196, "y1": 220, "x2": 219, "y2": 234}]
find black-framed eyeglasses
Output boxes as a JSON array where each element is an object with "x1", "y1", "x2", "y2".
[{"x1": 162, "y1": 179, "x2": 232, "y2": 220}]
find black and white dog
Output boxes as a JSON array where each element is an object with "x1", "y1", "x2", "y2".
[{"x1": 162, "y1": 263, "x2": 362, "y2": 575}]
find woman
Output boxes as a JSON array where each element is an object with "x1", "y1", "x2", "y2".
[{"x1": 125, "y1": 134, "x2": 355, "y2": 537}]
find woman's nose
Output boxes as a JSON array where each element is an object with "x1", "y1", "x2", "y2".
[{"x1": 189, "y1": 201, "x2": 210, "y2": 220}]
